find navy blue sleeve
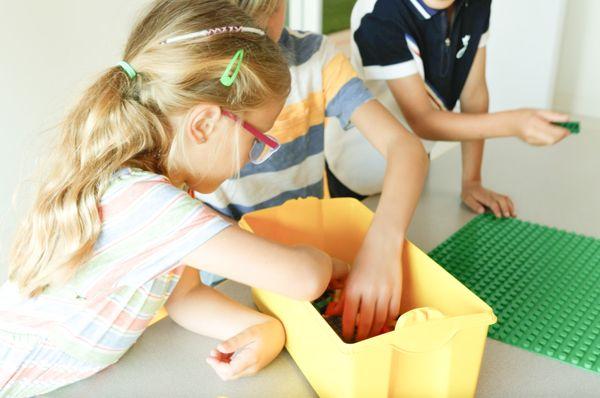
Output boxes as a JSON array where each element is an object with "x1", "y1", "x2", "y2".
[
  {"x1": 353, "y1": 0, "x2": 419, "y2": 80},
  {"x1": 476, "y1": 0, "x2": 492, "y2": 47}
]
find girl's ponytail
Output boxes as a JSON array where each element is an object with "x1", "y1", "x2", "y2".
[
  {"x1": 10, "y1": 66, "x2": 172, "y2": 297},
  {"x1": 9, "y1": 0, "x2": 290, "y2": 297}
]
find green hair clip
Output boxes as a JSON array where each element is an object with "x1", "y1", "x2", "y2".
[
  {"x1": 117, "y1": 61, "x2": 137, "y2": 80},
  {"x1": 220, "y1": 49, "x2": 244, "y2": 87}
]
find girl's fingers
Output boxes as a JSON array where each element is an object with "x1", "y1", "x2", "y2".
[
  {"x1": 233, "y1": 364, "x2": 260, "y2": 379},
  {"x1": 206, "y1": 348, "x2": 257, "y2": 381},
  {"x1": 209, "y1": 328, "x2": 257, "y2": 379},
  {"x1": 207, "y1": 357, "x2": 234, "y2": 381},
  {"x1": 224, "y1": 349, "x2": 257, "y2": 380},
  {"x1": 331, "y1": 257, "x2": 350, "y2": 280},
  {"x1": 209, "y1": 349, "x2": 231, "y2": 362},
  {"x1": 218, "y1": 329, "x2": 254, "y2": 354}
]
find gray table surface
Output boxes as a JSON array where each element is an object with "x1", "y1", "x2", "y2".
[{"x1": 48, "y1": 116, "x2": 600, "y2": 397}]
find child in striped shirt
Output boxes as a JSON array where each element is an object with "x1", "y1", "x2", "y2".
[
  {"x1": 201, "y1": 0, "x2": 428, "y2": 343},
  {"x1": 0, "y1": 1, "x2": 348, "y2": 396}
]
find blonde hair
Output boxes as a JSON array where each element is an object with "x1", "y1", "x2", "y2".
[
  {"x1": 9, "y1": 0, "x2": 290, "y2": 297},
  {"x1": 230, "y1": 0, "x2": 281, "y2": 22}
]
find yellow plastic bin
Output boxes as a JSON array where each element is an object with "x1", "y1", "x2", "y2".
[{"x1": 239, "y1": 198, "x2": 496, "y2": 398}]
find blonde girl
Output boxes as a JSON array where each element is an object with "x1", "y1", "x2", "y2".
[{"x1": 0, "y1": 0, "x2": 347, "y2": 396}]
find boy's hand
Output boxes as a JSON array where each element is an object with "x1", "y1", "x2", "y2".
[
  {"x1": 206, "y1": 318, "x2": 285, "y2": 381},
  {"x1": 514, "y1": 109, "x2": 570, "y2": 146},
  {"x1": 341, "y1": 237, "x2": 403, "y2": 342},
  {"x1": 461, "y1": 181, "x2": 516, "y2": 218}
]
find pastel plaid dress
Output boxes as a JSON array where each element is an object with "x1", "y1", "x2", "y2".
[{"x1": 0, "y1": 168, "x2": 229, "y2": 397}]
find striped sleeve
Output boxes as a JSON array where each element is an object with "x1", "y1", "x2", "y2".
[
  {"x1": 84, "y1": 173, "x2": 230, "y2": 293},
  {"x1": 322, "y1": 38, "x2": 373, "y2": 129}
]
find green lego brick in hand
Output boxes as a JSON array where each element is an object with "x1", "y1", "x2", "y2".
[{"x1": 552, "y1": 121, "x2": 580, "y2": 134}]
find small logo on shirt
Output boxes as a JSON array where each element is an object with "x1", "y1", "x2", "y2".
[{"x1": 456, "y1": 35, "x2": 471, "y2": 59}]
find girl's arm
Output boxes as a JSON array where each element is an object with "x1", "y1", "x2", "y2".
[
  {"x1": 165, "y1": 267, "x2": 285, "y2": 381},
  {"x1": 182, "y1": 225, "x2": 332, "y2": 301},
  {"x1": 342, "y1": 99, "x2": 428, "y2": 342},
  {"x1": 386, "y1": 48, "x2": 570, "y2": 145}
]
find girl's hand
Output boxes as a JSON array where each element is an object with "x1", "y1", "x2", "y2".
[
  {"x1": 206, "y1": 318, "x2": 285, "y2": 381},
  {"x1": 341, "y1": 237, "x2": 403, "y2": 342},
  {"x1": 461, "y1": 181, "x2": 516, "y2": 218},
  {"x1": 331, "y1": 257, "x2": 350, "y2": 289},
  {"x1": 513, "y1": 109, "x2": 570, "y2": 146}
]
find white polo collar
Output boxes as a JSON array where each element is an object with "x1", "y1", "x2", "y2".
[
  {"x1": 408, "y1": 0, "x2": 441, "y2": 19},
  {"x1": 408, "y1": 0, "x2": 466, "y2": 20}
]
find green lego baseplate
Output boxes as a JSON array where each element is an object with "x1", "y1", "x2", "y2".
[
  {"x1": 429, "y1": 214, "x2": 600, "y2": 373},
  {"x1": 552, "y1": 121, "x2": 580, "y2": 134}
]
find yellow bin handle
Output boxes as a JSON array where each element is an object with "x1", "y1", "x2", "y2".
[{"x1": 390, "y1": 308, "x2": 496, "y2": 353}]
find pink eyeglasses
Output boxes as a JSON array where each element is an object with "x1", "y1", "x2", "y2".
[{"x1": 221, "y1": 109, "x2": 280, "y2": 165}]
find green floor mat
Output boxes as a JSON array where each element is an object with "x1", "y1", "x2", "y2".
[{"x1": 429, "y1": 214, "x2": 600, "y2": 373}]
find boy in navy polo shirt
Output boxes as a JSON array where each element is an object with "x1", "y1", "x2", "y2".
[{"x1": 326, "y1": 0, "x2": 571, "y2": 218}]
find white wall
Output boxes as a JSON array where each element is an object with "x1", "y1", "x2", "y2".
[
  {"x1": 0, "y1": 0, "x2": 150, "y2": 279},
  {"x1": 553, "y1": 0, "x2": 600, "y2": 118},
  {"x1": 287, "y1": 0, "x2": 323, "y2": 33},
  {"x1": 486, "y1": 0, "x2": 566, "y2": 111}
]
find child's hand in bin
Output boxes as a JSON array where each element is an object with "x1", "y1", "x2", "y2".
[
  {"x1": 206, "y1": 318, "x2": 285, "y2": 381},
  {"x1": 341, "y1": 236, "x2": 403, "y2": 343}
]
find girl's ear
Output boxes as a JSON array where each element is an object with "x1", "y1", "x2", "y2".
[{"x1": 186, "y1": 104, "x2": 222, "y2": 145}]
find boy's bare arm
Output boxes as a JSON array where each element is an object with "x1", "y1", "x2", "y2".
[
  {"x1": 386, "y1": 48, "x2": 569, "y2": 145},
  {"x1": 459, "y1": 47, "x2": 515, "y2": 217},
  {"x1": 341, "y1": 99, "x2": 428, "y2": 341}
]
